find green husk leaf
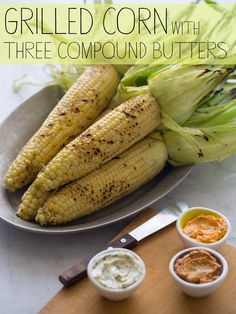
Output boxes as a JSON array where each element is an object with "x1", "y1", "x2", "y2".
[
  {"x1": 148, "y1": 65, "x2": 234, "y2": 125},
  {"x1": 164, "y1": 123, "x2": 236, "y2": 166},
  {"x1": 117, "y1": 63, "x2": 235, "y2": 125},
  {"x1": 185, "y1": 99, "x2": 236, "y2": 127},
  {"x1": 197, "y1": 81, "x2": 236, "y2": 109},
  {"x1": 163, "y1": 88, "x2": 236, "y2": 166},
  {"x1": 117, "y1": 63, "x2": 169, "y2": 103},
  {"x1": 184, "y1": 81, "x2": 236, "y2": 127},
  {"x1": 205, "y1": 0, "x2": 217, "y2": 4}
]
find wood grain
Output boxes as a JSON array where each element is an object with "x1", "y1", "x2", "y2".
[{"x1": 40, "y1": 208, "x2": 236, "y2": 314}]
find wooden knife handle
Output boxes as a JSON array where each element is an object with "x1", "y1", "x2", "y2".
[{"x1": 59, "y1": 233, "x2": 138, "y2": 287}]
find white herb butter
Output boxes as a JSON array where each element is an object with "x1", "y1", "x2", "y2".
[{"x1": 90, "y1": 250, "x2": 144, "y2": 289}]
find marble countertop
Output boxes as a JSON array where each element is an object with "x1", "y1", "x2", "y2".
[{"x1": 0, "y1": 65, "x2": 236, "y2": 314}]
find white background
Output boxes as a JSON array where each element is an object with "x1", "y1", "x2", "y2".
[{"x1": 0, "y1": 1, "x2": 236, "y2": 313}]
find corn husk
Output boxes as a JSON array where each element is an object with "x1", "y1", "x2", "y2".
[{"x1": 157, "y1": 80, "x2": 236, "y2": 165}]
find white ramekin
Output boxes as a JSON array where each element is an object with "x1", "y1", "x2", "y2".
[
  {"x1": 169, "y1": 246, "x2": 228, "y2": 298},
  {"x1": 176, "y1": 207, "x2": 231, "y2": 250},
  {"x1": 87, "y1": 247, "x2": 146, "y2": 301}
]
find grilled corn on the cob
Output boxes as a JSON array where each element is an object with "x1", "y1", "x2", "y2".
[
  {"x1": 4, "y1": 65, "x2": 119, "y2": 191},
  {"x1": 36, "y1": 137, "x2": 167, "y2": 225},
  {"x1": 34, "y1": 93, "x2": 161, "y2": 191},
  {"x1": 17, "y1": 183, "x2": 50, "y2": 221}
]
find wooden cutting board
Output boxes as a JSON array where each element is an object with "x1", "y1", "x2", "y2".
[{"x1": 40, "y1": 208, "x2": 236, "y2": 314}]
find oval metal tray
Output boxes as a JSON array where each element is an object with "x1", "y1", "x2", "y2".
[{"x1": 0, "y1": 86, "x2": 192, "y2": 234}]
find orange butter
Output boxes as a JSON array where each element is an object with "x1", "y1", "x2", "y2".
[
  {"x1": 174, "y1": 249, "x2": 222, "y2": 284},
  {"x1": 182, "y1": 214, "x2": 227, "y2": 243}
]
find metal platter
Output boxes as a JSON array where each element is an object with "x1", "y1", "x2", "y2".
[{"x1": 0, "y1": 86, "x2": 192, "y2": 234}]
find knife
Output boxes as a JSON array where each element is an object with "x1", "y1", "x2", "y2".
[{"x1": 59, "y1": 202, "x2": 188, "y2": 287}]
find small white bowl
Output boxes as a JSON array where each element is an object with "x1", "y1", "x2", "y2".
[
  {"x1": 169, "y1": 247, "x2": 228, "y2": 298},
  {"x1": 176, "y1": 207, "x2": 231, "y2": 250},
  {"x1": 87, "y1": 248, "x2": 146, "y2": 301}
]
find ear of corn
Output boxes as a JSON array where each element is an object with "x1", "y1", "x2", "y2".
[
  {"x1": 35, "y1": 137, "x2": 167, "y2": 226},
  {"x1": 4, "y1": 65, "x2": 119, "y2": 191},
  {"x1": 16, "y1": 183, "x2": 50, "y2": 221},
  {"x1": 34, "y1": 93, "x2": 161, "y2": 192},
  {"x1": 17, "y1": 104, "x2": 117, "y2": 221},
  {"x1": 17, "y1": 92, "x2": 160, "y2": 221}
]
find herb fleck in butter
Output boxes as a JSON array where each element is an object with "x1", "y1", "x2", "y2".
[{"x1": 90, "y1": 250, "x2": 143, "y2": 289}]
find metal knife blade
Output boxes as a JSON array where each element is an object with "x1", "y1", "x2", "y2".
[{"x1": 129, "y1": 202, "x2": 188, "y2": 241}]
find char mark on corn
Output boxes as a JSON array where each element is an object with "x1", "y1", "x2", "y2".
[
  {"x1": 36, "y1": 137, "x2": 167, "y2": 225},
  {"x1": 33, "y1": 93, "x2": 161, "y2": 192},
  {"x1": 4, "y1": 65, "x2": 119, "y2": 191}
]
